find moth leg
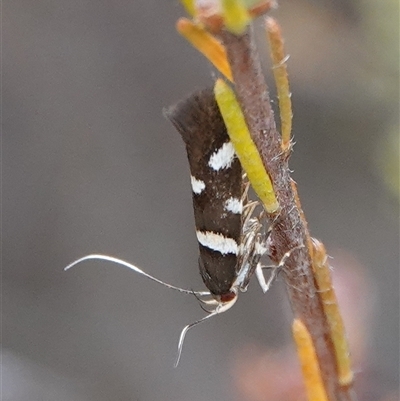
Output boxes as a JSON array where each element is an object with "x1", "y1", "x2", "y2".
[
  {"x1": 255, "y1": 262, "x2": 278, "y2": 293},
  {"x1": 256, "y1": 244, "x2": 305, "y2": 292}
]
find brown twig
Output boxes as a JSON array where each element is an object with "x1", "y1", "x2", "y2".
[{"x1": 219, "y1": 27, "x2": 356, "y2": 401}]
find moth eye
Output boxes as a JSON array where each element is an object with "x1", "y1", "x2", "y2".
[{"x1": 220, "y1": 291, "x2": 236, "y2": 303}]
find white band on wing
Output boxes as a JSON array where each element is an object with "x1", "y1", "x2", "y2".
[{"x1": 196, "y1": 230, "x2": 239, "y2": 255}]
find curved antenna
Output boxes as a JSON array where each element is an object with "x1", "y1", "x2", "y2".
[
  {"x1": 65, "y1": 254, "x2": 210, "y2": 296},
  {"x1": 174, "y1": 294, "x2": 238, "y2": 367},
  {"x1": 174, "y1": 311, "x2": 218, "y2": 367}
]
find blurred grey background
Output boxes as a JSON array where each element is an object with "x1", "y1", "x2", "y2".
[{"x1": 4, "y1": 1, "x2": 399, "y2": 400}]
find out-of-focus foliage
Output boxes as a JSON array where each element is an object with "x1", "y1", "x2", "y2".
[{"x1": 361, "y1": 0, "x2": 400, "y2": 202}]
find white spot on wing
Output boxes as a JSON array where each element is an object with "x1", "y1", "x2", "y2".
[
  {"x1": 191, "y1": 176, "x2": 205, "y2": 194},
  {"x1": 224, "y1": 197, "x2": 243, "y2": 214},
  {"x1": 208, "y1": 141, "x2": 235, "y2": 171},
  {"x1": 196, "y1": 231, "x2": 238, "y2": 255}
]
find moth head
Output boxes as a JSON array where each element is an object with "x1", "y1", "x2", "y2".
[{"x1": 214, "y1": 287, "x2": 238, "y2": 313}]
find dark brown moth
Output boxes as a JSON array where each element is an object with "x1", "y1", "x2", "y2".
[{"x1": 165, "y1": 88, "x2": 243, "y2": 304}]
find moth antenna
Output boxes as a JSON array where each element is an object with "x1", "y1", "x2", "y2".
[
  {"x1": 64, "y1": 254, "x2": 210, "y2": 296},
  {"x1": 174, "y1": 311, "x2": 218, "y2": 367},
  {"x1": 174, "y1": 294, "x2": 238, "y2": 366}
]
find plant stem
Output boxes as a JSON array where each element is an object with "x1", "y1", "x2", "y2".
[{"x1": 220, "y1": 26, "x2": 356, "y2": 401}]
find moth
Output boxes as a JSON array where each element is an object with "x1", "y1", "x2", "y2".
[
  {"x1": 65, "y1": 87, "x2": 275, "y2": 366},
  {"x1": 165, "y1": 88, "x2": 271, "y2": 306}
]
